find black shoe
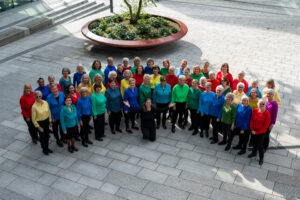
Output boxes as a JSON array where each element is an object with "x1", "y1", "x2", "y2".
[
  {"x1": 156, "y1": 124, "x2": 160, "y2": 129},
  {"x1": 210, "y1": 140, "x2": 218, "y2": 144},
  {"x1": 62, "y1": 139, "x2": 67, "y2": 144},
  {"x1": 192, "y1": 131, "x2": 198, "y2": 135},
  {"x1": 188, "y1": 126, "x2": 193, "y2": 131},
  {"x1": 88, "y1": 130, "x2": 92, "y2": 134},
  {"x1": 87, "y1": 140, "x2": 93, "y2": 144},
  {"x1": 248, "y1": 153, "x2": 256, "y2": 158},
  {"x1": 171, "y1": 125, "x2": 175, "y2": 133},
  {"x1": 225, "y1": 146, "x2": 230, "y2": 151},
  {"x1": 200, "y1": 131, "x2": 203, "y2": 138},
  {"x1": 72, "y1": 146, "x2": 78, "y2": 152},
  {"x1": 105, "y1": 122, "x2": 108, "y2": 125},
  {"x1": 68, "y1": 147, "x2": 73, "y2": 153},
  {"x1": 205, "y1": 131, "x2": 209, "y2": 138},
  {"x1": 116, "y1": 129, "x2": 122, "y2": 133},
  {"x1": 49, "y1": 129, "x2": 53, "y2": 133},
  {"x1": 162, "y1": 124, "x2": 167, "y2": 129},
  {"x1": 132, "y1": 126, "x2": 139, "y2": 130},
  {"x1": 259, "y1": 159, "x2": 264, "y2": 166},
  {"x1": 238, "y1": 150, "x2": 246, "y2": 155},
  {"x1": 209, "y1": 137, "x2": 214, "y2": 140},
  {"x1": 75, "y1": 137, "x2": 81, "y2": 141},
  {"x1": 248, "y1": 146, "x2": 253, "y2": 151},
  {"x1": 32, "y1": 139, "x2": 38, "y2": 144},
  {"x1": 264, "y1": 148, "x2": 267, "y2": 153},
  {"x1": 218, "y1": 141, "x2": 226, "y2": 145},
  {"x1": 47, "y1": 149, "x2": 53, "y2": 153},
  {"x1": 102, "y1": 135, "x2": 106, "y2": 138},
  {"x1": 43, "y1": 150, "x2": 49, "y2": 155},
  {"x1": 111, "y1": 131, "x2": 116, "y2": 134},
  {"x1": 126, "y1": 129, "x2": 132, "y2": 134},
  {"x1": 57, "y1": 140, "x2": 63, "y2": 147},
  {"x1": 89, "y1": 125, "x2": 93, "y2": 129},
  {"x1": 82, "y1": 142, "x2": 88, "y2": 147},
  {"x1": 233, "y1": 145, "x2": 242, "y2": 150},
  {"x1": 96, "y1": 138, "x2": 103, "y2": 141}
]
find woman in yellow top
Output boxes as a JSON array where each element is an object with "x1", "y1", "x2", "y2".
[
  {"x1": 31, "y1": 91, "x2": 53, "y2": 155},
  {"x1": 150, "y1": 65, "x2": 161, "y2": 90},
  {"x1": 77, "y1": 74, "x2": 92, "y2": 96},
  {"x1": 121, "y1": 69, "x2": 132, "y2": 98},
  {"x1": 248, "y1": 88, "x2": 260, "y2": 110},
  {"x1": 262, "y1": 79, "x2": 281, "y2": 106},
  {"x1": 233, "y1": 82, "x2": 245, "y2": 105},
  {"x1": 91, "y1": 74, "x2": 106, "y2": 95}
]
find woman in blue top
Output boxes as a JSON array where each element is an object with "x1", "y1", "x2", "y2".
[
  {"x1": 228, "y1": 95, "x2": 252, "y2": 155},
  {"x1": 210, "y1": 85, "x2": 225, "y2": 144},
  {"x1": 60, "y1": 96, "x2": 80, "y2": 153},
  {"x1": 35, "y1": 78, "x2": 51, "y2": 100},
  {"x1": 47, "y1": 85, "x2": 65, "y2": 147},
  {"x1": 198, "y1": 82, "x2": 216, "y2": 138},
  {"x1": 153, "y1": 76, "x2": 171, "y2": 129},
  {"x1": 76, "y1": 87, "x2": 92, "y2": 147},
  {"x1": 59, "y1": 68, "x2": 72, "y2": 95},
  {"x1": 73, "y1": 64, "x2": 86, "y2": 88},
  {"x1": 124, "y1": 78, "x2": 140, "y2": 133},
  {"x1": 105, "y1": 79, "x2": 123, "y2": 134}
]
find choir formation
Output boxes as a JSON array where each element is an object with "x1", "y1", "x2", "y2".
[{"x1": 20, "y1": 57, "x2": 280, "y2": 165}]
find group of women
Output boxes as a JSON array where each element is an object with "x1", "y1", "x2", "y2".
[{"x1": 20, "y1": 57, "x2": 279, "y2": 165}]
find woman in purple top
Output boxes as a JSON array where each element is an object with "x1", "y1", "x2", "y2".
[{"x1": 264, "y1": 88, "x2": 278, "y2": 151}]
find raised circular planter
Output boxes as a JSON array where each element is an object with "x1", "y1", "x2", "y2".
[{"x1": 81, "y1": 15, "x2": 188, "y2": 48}]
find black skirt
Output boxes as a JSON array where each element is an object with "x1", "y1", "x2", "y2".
[{"x1": 66, "y1": 126, "x2": 77, "y2": 140}]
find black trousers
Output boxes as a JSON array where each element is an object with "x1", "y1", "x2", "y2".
[
  {"x1": 109, "y1": 111, "x2": 122, "y2": 131},
  {"x1": 53, "y1": 119, "x2": 64, "y2": 142},
  {"x1": 94, "y1": 114, "x2": 105, "y2": 139},
  {"x1": 221, "y1": 123, "x2": 231, "y2": 143},
  {"x1": 172, "y1": 102, "x2": 186, "y2": 126},
  {"x1": 211, "y1": 117, "x2": 221, "y2": 141},
  {"x1": 263, "y1": 128, "x2": 271, "y2": 150},
  {"x1": 23, "y1": 117, "x2": 38, "y2": 140},
  {"x1": 156, "y1": 103, "x2": 169, "y2": 126},
  {"x1": 125, "y1": 111, "x2": 136, "y2": 128},
  {"x1": 80, "y1": 115, "x2": 91, "y2": 143},
  {"x1": 37, "y1": 119, "x2": 50, "y2": 151},
  {"x1": 142, "y1": 126, "x2": 156, "y2": 141},
  {"x1": 190, "y1": 108, "x2": 198, "y2": 131},
  {"x1": 183, "y1": 109, "x2": 189, "y2": 125},
  {"x1": 252, "y1": 134, "x2": 265, "y2": 160},
  {"x1": 200, "y1": 114, "x2": 211, "y2": 132}
]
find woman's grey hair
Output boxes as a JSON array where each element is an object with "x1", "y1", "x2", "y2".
[
  {"x1": 169, "y1": 66, "x2": 176, "y2": 71},
  {"x1": 266, "y1": 88, "x2": 274, "y2": 95},
  {"x1": 209, "y1": 71, "x2": 215, "y2": 76},
  {"x1": 143, "y1": 74, "x2": 151, "y2": 80},
  {"x1": 258, "y1": 99, "x2": 267, "y2": 107},
  {"x1": 200, "y1": 76, "x2": 207, "y2": 83},
  {"x1": 226, "y1": 92, "x2": 234, "y2": 100},
  {"x1": 241, "y1": 95, "x2": 249, "y2": 102},
  {"x1": 108, "y1": 71, "x2": 117, "y2": 79},
  {"x1": 216, "y1": 85, "x2": 224, "y2": 91},
  {"x1": 34, "y1": 91, "x2": 42, "y2": 99},
  {"x1": 79, "y1": 87, "x2": 89, "y2": 96},
  {"x1": 123, "y1": 70, "x2": 132, "y2": 77},
  {"x1": 133, "y1": 57, "x2": 141, "y2": 63},
  {"x1": 237, "y1": 82, "x2": 245, "y2": 89},
  {"x1": 122, "y1": 57, "x2": 129, "y2": 62}
]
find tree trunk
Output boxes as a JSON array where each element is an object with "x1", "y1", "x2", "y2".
[
  {"x1": 131, "y1": 0, "x2": 143, "y2": 24},
  {"x1": 123, "y1": 0, "x2": 134, "y2": 23}
]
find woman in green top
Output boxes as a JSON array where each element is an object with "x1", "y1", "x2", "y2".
[
  {"x1": 89, "y1": 60, "x2": 104, "y2": 84},
  {"x1": 219, "y1": 93, "x2": 236, "y2": 150},
  {"x1": 187, "y1": 79, "x2": 201, "y2": 135},
  {"x1": 221, "y1": 77, "x2": 232, "y2": 96},
  {"x1": 131, "y1": 56, "x2": 142, "y2": 75},
  {"x1": 160, "y1": 59, "x2": 170, "y2": 76},
  {"x1": 139, "y1": 74, "x2": 152, "y2": 106},
  {"x1": 190, "y1": 65, "x2": 203, "y2": 83},
  {"x1": 91, "y1": 83, "x2": 107, "y2": 141},
  {"x1": 202, "y1": 61, "x2": 210, "y2": 79}
]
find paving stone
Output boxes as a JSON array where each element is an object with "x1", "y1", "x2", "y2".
[
  {"x1": 116, "y1": 188, "x2": 157, "y2": 200},
  {"x1": 234, "y1": 174, "x2": 275, "y2": 194},
  {"x1": 242, "y1": 165, "x2": 269, "y2": 179},
  {"x1": 88, "y1": 154, "x2": 113, "y2": 167},
  {"x1": 157, "y1": 153, "x2": 180, "y2": 167},
  {"x1": 220, "y1": 182, "x2": 265, "y2": 200},
  {"x1": 77, "y1": 176, "x2": 104, "y2": 189},
  {"x1": 156, "y1": 165, "x2": 182, "y2": 176},
  {"x1": 0, "y1": 187, "x2": 32, "y2": 200},
  {"x1": 267, "y1": 170, "x2": 300, "y2": 187},
  {"x1": 12, "y1": 164, "x2": 44, "y2": 181},
  {"x1": 187, "y1": 194, "x2": 209, "y2": 200},
  {"x1": 108, "y1": 160, "x2": 141, "y2": 176},
  {"x1": 0, "y1": 159, "x2": 18, "y2": 171},
  {"x1": 273, "y1": 183, "x2": 300, "y2": 200},
  {"x1": 216, "y1": 151, "x2": 236, "y2": 161},
  {"x1": 69, "y1": 160, "x2": 110, "y2": 181},
  {"x1": 194, "y1": 145, "x2": 216, "y2": 156},
  {"x1": 0, "y1": 171, "x2": 18, "y2": 187},
  {"x1": 179, "y1": 171, "x2": 222, "y2": 188},
  {"x1": 81, "y1": 187, "x2": 125, "y2": 200},
  {"x1": 6, "y1": 140, "x2": 29, "y2": 152},
  {"x1": 277, "y1": 166, "x2": 294, "y2": 176},
  {"x1": 35, "y1": 162, "x2": 61, "y2": 175},
  {"x1": 57, "y1": 156, "x2": 77, "y2": 169},
  {"x1": 158, "y1": 137, "x2": 178, "y2": 146},
  {"x1": 37, "y1": 173, "x2": 58, "y2": 186},
  {"x1": 52, "y1": 177, "x2": 87, "y2": 196},
  {"x1": 127, "y1": 156, "x2": 141, "y2": 164},
  {"x1": 291, "y1": 158, "x2": 300, "y2": 170},
  {"x1": 176, "y1": 158, "x2": 218, "y2": 178},
  {"x1": 138, "y1": 159, "x2": 159, "y2": 170},
  {"x1": 123, "y1": 145, "x2": 161, "y2": 162},
  {"x1": 7, "y1": 177, "x2": 51, "y2": 200},
  {"x1": 88, "y1": 146, "x2": 109, "y2": 156},
  {"x1": 143, "y1": 182, "x2": 189, "y2": 200},
  {"x1": 177, "y1": 149, "x2": 201, "y2": 161},
  {"x1": 104, "y1": 170, "x2": 148, "y2": 192},
  {"x1": 264, "y1": 193, "x2": 286, "y2": 200},
  {"x1": 199, "y1": 154, "x2": 217, "y2": 166},
  {"x1": 107, "y1": 140, "x2": 128, "y2": 152},
  {"x1": 165, "y1": 176, "x2": 213, "y2": 197},
  {"x1": 107, "y1": 151, "x2": 130, "y2": 161},
  {"x1": 156, "y1": 143, "x2": 180, "y2": 155},
  {"x1": 210, "y1": 189, "x2": 254, "y2": 200},
  {"x1": 176, "y1": 141, "x2": 195, "y2": 150},
  {"x1": 264, "y1": 153, "x2": 292, "y2": 168},
  {"x1": 215, "y1": 158, "x2": 244, "y2": 171},
  {"x1": 215, "y1": 168, "x2": 237, "y2": 184},
  {"x1": 120, "y1": 134, "x2": 142, "y2": 145},
  {"x1": 101, "y1": 183, "x2": 119, "y2": 194},
  {"x1": 57, "y1": 169, "x2": 82, "y2": 182},
  {"x1": 2, "y1": 150, "x2": 22, "y2": 161},
  {"x1": 43, "y1": 189, "x2": 81, "y2": 200},
  {"x1": 137, "y1": 168, "x2": 168, "y2": 184}
]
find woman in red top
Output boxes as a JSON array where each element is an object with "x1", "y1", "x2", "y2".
[
  {"x1": 20, "y1": 84, "x2": 38, "y2": 144},
  {"x1": 68, "y1": 84, "x2": 80, "y2": 105},
  {"x1": 106, "y1": 71, "x2": 120, "y2": 88},
  {"x1": 216, "y1": 63, "x2": 233, "y2": 89},
  {"x1": 184, "y1": 67, "x2": 192, "y2": 87},
  {"x1": 122, "y1": 57, "x2": 131, "y2": 71},
  {"x1": 198, "y1": 77, "x2": 207, "y2": 92},
  {"x1": 249, "y1": 99, "x2": 271, "y2": 165},
  {"x1": 207, "y1": 71, "x2": 220, "y2": 92},
  {"x1": 232, "y1": 71, "x2": 248, "y2": 93},
  {"x1": 166, "y1": 66, "x2": 178, "y2": 90},
  {"x1": 133, "y1": 65, "x2": 145, "y2": 88},
  {"x1": 47, "y1": 75, "x2": 63, "y2": 92}
]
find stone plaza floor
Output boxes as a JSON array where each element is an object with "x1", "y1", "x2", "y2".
[{"x1": 1, "y1": 0, "x2": 300, "y2": 199}]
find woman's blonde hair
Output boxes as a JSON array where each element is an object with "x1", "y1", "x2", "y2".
[
  {"x1": 23, "y1": 84, "x2": 32, "y2": 94},
  {"x1": 81, "y1": 74, "x2": 91, "y2": 87}
]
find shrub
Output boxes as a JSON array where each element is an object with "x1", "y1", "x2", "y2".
[
  {"x1": 89, "y1": 21, "x2": 99, "y2": 29},
  {"x1": 171, "y1": 27, "x2": 179, "y2": 33},
  {"x1": 111, "y1": 24, "x2": 128, "y2": 40},
  {"x1": 124, "y1": 31, "x2": 136, "y2": 40},
  {"x1": 149, "y1": 30, "x2": 159, "y2": 38},
  {"x1": 105, "y1": 17, "x2": 114, "y2": 24},
  {"x1": 108, "y1": 32, "x2": 119, "y2": 40},
  {"x1": 159, "y1": 27, "x2": 171, "y2": 37},
  {"x1": 137, "y1": 23, "x2": 151, "y2": 34},
  {"x1": 157, "y1": 17, "x2": 169, "y2": 26},
  {"x1": 150, "y1": 17, "x2": 162, "y2": 28},
  {"x1": 99, "y1": 23, "x2": 107, "y2": 31},
  {"x1": 113, "y1": 15, "x2": 124, "y2": 23},
  {"x1": 139, "y1": 13, "x2": 152, "y2": 19}
]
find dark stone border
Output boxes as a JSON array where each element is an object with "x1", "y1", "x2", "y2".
[{"x1": 81, "y1": 15, "x2": 188, "y2": 48}]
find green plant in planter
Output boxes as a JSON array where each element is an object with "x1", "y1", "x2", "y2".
[
  {"x1": 137, "y1": 23, "x2": 151, "y2": 34},
  {"x1": 159, "y1": 27, "x2": 170, "y2": 37}
]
